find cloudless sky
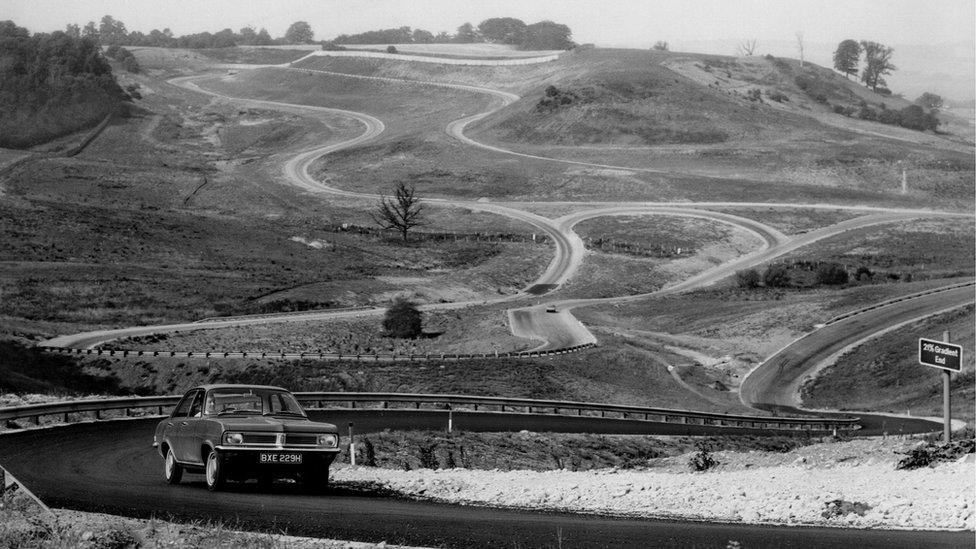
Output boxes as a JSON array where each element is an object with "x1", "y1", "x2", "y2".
[
  {"x1": 7, "y1": 0, "x2": 974, "y2": 47},
  {"x1": 6, "y1": 1, "x2": 974, "y2": 98}
]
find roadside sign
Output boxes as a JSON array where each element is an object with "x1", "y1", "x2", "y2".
[{"x1": 918, "y1": 338, "x2": 963, "y2": 372}]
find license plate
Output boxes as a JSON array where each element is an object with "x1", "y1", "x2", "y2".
[{"x1": 259, "y1": 453, "x2": 302, "y2": 464}]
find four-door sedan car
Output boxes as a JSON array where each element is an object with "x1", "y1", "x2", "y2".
[{"x1": 153, "y1": 384, "x2": 340, "y2": 492}]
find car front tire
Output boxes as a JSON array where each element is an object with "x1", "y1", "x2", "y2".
[
  {"x1": 163, "y1": 448, "x2": 183, "y2": 485},
  {"x1": 205, "y1": 450, "x2": 226, "y2": 491}
]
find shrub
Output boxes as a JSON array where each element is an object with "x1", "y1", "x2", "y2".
[
  {"x1": 854, "y1": 266, "x2": 874, "y2": 282},
  {"x1": 767, "y1": 91, "x2": 788, "y2": 102},
  {"x1": 361, "y1": 437, "x2": 377, "y2": 466},
  {"x1": 897, "y1": 439, "x2": 975, "y2": 470},
  {"x1": 745, "y1": 88, "x2": 763, "y2": 102},
  {"x1": 689, "y1": 441, "x2": 718, "y2": 471},
  {"x1": 816, "y1": 263, "x2": 849, "y2": 285},
  {"x1": 762, "y1": 263, "x2": 791, "y2": 288},
  {"x1": 386, "y1": 45, "x2": 398, "y2": 54},
  {"x1": 382, "y1": 298, "x2": 422, "y2": 338},
  {"x1": 736, "y1": 268, "x2": 761, "y2": 289},
  {"x1": 822, "y1": 500, "x2": 872, "y2": 519}
]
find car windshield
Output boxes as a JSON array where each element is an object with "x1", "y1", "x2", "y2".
[{"x1": 204, "y1": 389, "x2": 306, "y2": 417}]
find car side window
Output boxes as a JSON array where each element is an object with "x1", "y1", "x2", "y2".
[
  {"x1": 172, "y1": 392, "x2": 195, "y2": 417},
  {"x1": 188, "y1": 391, "x2": 204, "y2": 418}
]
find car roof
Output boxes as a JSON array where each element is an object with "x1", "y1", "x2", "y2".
[{"x1": 189, "y1": 384, "x2": 290, "y2": 393}]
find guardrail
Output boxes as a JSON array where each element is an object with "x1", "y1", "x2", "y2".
[
  {"x1": 822, "y1": 281, "x2": 975, "y2": 326},
  {"x1": 0, "y1": 392, "x2": 860, "y2": 433},
  {"x1": 37, "y1": 343, "x2": 598, "y2": 361}
]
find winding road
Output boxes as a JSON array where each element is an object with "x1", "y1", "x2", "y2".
[{"x1": 8, "y1": 49, "x2": 975, "y2": 548}]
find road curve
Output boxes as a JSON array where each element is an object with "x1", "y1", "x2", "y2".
[
  {"x1": 739, "y1": 284, "x2": 975, "y2": 411},
  {"x1": 1, "y1": 418, "x2": 971, "y2": 548}
]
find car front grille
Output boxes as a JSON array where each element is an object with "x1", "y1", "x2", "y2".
[
  {"x1": 285, "y1": 434, "x2": 318, "y2": 446},
  {"x1": 242, "y1": 434, "x2": 277, "y2": 444}
]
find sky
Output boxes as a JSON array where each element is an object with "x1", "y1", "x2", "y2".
[{"x1": 6, "y1": 0, "x2": 975, "y2": 98}]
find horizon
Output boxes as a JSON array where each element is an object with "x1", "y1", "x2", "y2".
[{"x1": 6, "y1": 0, "x2": 975, "y2": 100}]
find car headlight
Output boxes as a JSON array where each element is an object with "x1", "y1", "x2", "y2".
[
  {"x1": 224, "y1": 432, "x2": 244, "y2": 445},
  {"x1": 317, "y1": 434, "x2": 338, "y2": 448}
]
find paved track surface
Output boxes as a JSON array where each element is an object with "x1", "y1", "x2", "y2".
[
  {"x1": 740, "y1": 285, "x2": 975, "y2": 411},
  {"x1": 1, "y1": 418, "x2": 971, "y2": 548}
]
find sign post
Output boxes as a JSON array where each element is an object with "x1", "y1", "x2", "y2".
[{"x1": 918, "y1": 331, "x2": 963, "y2": 442}]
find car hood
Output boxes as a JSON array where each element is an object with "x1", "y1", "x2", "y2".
[{"x1": 210, "y1": 416, "x2": 337, "y2": 433}]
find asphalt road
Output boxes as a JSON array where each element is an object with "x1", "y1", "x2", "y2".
[
  {"x1": 740, "y1": 284, "x2": 975, "y2": 413},
  {"x1": 2, "y1": 417, "x2": 971, "y2": 548}
]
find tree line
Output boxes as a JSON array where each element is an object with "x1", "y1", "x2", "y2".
[
  {"x1": 0, "y1": 20, "x2": 127, "y2": 148},
  {"x1": 60, "y1": 15, "x2": 574, "y2": 51},
  {"x1": 64, "y1": 15, "x2": 312, "y2": 49},
  {"x1": 332, "y1": 17, "x2": 575, "y2": 50}
]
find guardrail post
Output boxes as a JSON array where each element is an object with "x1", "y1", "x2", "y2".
[
  {"x1": 348, "y1": 423, "x2": 356, "y2": 467},
  {"x1": 447, "y1": 405, "x2": 453, "y2": 434},
  {"x1": 31, "y1": 415, "x2": 39, "y2": 425},
  {"x1": 124, "y1": 408, "x2": 131, "y2": 417},
  {"x1": 63, "y1": 412, "x2": 69, "y2": 422},
  {"x1": 94, "y1": 410, "x2": 101, "y2": 420},
  {"x1": 158, "y1": 406, "x2": 164, "y2": 415}
]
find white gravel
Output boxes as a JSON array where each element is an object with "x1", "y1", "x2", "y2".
[{"x1": 334, "y1": 441, "x2": 975, "y2": 531}]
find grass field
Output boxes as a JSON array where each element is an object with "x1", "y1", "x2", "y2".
[
  {"x1": 109, "y1": 305, "x2": 532, "y2": 356},
  {"x1": 801, "y1": 306, "x2": 975, "y2": 423},
  {"x1": 777, "y1": 218, "x2": 975, "y2": 282},
  {"x1": 558, "y1": 215, "x2": 761, "y2": 298}
]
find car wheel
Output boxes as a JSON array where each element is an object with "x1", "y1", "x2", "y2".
[
  {"x1": 163, "y1": 449, "x2": 183, "y2": 485},
  {"x1": 301, "y1": 467, "x2": 329, "y2": 494},
  {"x1": 205, "y1": 450, "x2": 225, "y2": 491}
]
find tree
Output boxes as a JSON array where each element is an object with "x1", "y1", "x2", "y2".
[
  {"x1": 237, "y1": 26, "x2": 257, "y2": 45},
  {"x1": 284, "y1": 21, "x2": 313, "y2": 44},
  {"x1": 99, "y1": 15, "x2": 127, "y2": 45},
  {"x1": 373, "y1": 182, "x2": 424, "y2": 242},
  {"x1": 915, "y1": 92, "x2": 943, "y2": 110},
  {"x1": 254, "y1": 28, "x2": 273, "y2": 46},
  {"x1": 737, "y1": 39, "x2": 757, "y2": 56},
  {"x1": 833, "y1": 39, "x2": 860, "y2": 79},
  {"x1": 386, "y1": 45, "x2": 398, "y2": 54},
  {"x1": 82, "y1": 21, "x2": 98, "y2": 40},
  {"x1": 522, "y1": 21, "x2": 574, "y2": 50},
  {"x1": 412, "y1": 29, "x2": 434, "y2": 43},
  {"x1": 860, "y1": 41, "x2": 895, "y2": 91},
  {"x1": 65, "y1": 23, "x2": 80, "y2": 38},
  {"x1": 383, "y1": 298, "x2": 422, "y2": 339},
  {"x1": 652, "y1": 41, "x2": 669, "y2": 51},
  {"x1": 454, "y1": 22, "x2": 479, "y2": 43},
  {"x1": 478, "y1": 17, "x2": 526, "y2": 45}
]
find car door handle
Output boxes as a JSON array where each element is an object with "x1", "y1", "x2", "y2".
[{"x1": 180, "y1": 421, "x2": 188, "y2": 426}]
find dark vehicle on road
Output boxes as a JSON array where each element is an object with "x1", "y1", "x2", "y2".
[{"x1": 153, "y1": 384, "x2": 340, "y2": 492}]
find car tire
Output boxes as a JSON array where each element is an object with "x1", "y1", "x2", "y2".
[
  {"x1": 301, "y1": 467, "x2": 329, "y2": 494},
  {"x1": 205, "y1": 449, "x2": 226, "y2": 491},
  {"x1": 163, "y1": 448, "x2": 183, "y2": 485}
]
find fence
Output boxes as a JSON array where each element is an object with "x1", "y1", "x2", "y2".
[{"x1": 0, "y1": 392, "x2": 860, "y2": 433}]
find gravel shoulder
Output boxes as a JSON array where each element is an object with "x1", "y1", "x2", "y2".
[{"x1": 333, "y1": 437, "x2": 975, "y2": 531}]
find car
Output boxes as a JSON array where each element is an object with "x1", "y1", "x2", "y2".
[
  {"x1": 153, "y1": 384, "x2": 340, "y2": 492},
  {"x1": 545, "y1": 306, "x2": 557, "y2": 313}
]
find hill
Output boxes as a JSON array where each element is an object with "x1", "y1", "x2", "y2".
[{"x1": 0, "y1": 22, "x2": 128, "y2": 148}]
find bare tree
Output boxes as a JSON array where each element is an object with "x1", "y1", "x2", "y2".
[
  {"x1": 737, "y1": 39, "x2": 757, "y2": 56},
  {"x1": 372, "y1": 182, "x2": 424, "y2": 242},
  {"x1": 796, "y1": 31, "x2": 805, "y2": 67}
]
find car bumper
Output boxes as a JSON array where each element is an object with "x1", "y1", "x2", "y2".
[{"x1": 215, "y1": 447, "x2": 340, "y2": 471}]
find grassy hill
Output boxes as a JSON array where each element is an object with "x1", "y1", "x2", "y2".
[{"x1": 801, "y1": 306, "x2": 975, "y2": 422}]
